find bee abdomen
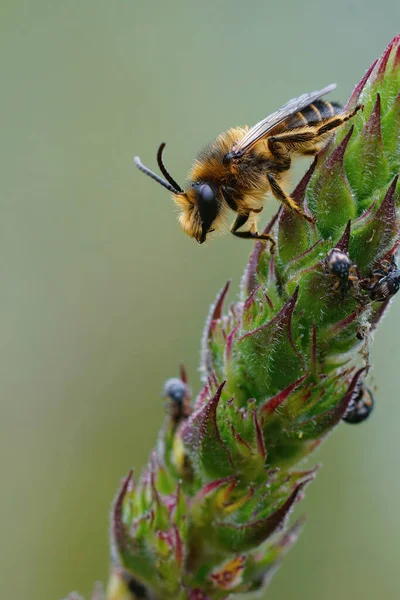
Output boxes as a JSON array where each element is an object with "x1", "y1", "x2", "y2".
[{"x1": 288, "y1": 100, "x2": 342, "y2": 128}]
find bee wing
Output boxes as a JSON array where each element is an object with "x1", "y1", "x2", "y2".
[{"x1": 232, "y1": 83, "x2": 337, "y2": 154}]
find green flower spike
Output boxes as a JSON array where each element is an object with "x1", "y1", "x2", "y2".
[{"x1": 67, "y1": 34, "x2": 400, "y2": 600}]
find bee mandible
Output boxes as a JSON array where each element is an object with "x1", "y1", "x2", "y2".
[{"x1": 135, "y1": 85, "x2": 361, "y2": 248}]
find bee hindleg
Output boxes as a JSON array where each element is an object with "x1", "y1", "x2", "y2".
[
  {"x1": 268, "y1": 105, "x2": 362, "y2": 157},
  {"x1": 231, "y1": 213, "x2": 276, "y2": 252},
  {"x1": 316, "y1": 105, "x2": 363, "y2": 136},
  {"x1": 267, "y1": 174, "x2": 314, "y2": 224},
  {"x1": 268, "y1": 131, "x2": 315, "y2": 158}
]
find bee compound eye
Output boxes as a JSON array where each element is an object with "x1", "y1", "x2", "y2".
[
  {"x1": 199, "y1": 184, "x2": 215, "y2": 203},
  {"x1": 194, "y1": 182, "x2": 218, "y2": 241}
]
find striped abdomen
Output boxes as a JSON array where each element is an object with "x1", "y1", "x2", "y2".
[{"x1": 286, "y1": 99, "x2": 342, "y2": 129}]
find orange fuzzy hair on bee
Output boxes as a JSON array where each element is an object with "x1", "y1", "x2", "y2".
[
  {"x1": 173, "y1": 192, "x2": 203, "y2": 241},
  {"x1": 190, "y1": 128, "x2": 247, "y2": 183},
  {"x1": 190, "y1": 126, "x2": 274, "y2": 207}
]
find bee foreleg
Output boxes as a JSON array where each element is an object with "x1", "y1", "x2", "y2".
[
  {"x1": 267, "y1": 174, "x2": 314, "y2": 224},
  {"x1": 231, "y1": 213, "x2": 276, "y2": 252},
  {"x1": 231, "y1": 212, "x2": 250, "y2": 232}
]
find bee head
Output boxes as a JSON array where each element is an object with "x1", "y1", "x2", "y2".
[
  {"x1": 135, "y1": 143, "x2": 218, "y2": 244},
  {"x1": 175, "y1": 183, "x2": 218, "y2": 244}
]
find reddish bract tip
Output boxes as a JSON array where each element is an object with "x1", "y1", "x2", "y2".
[
  {"x1": 363, "y1": 94, "x2": 383, "y2": 143},
  {"x1": 326, "y1": 125, "x2": 354, "y2": 169},
  {"x1": 335, "y1": 220, "x2": 351, "y2": 253},
  {"x1": 346, "y1": 59, "x2": 378, "y2": 108},
  {"x1": 260, "y1": 373, "x2": 309, "y2": 415},
  {"x1": 253, "y1": 409, "x2": 267, "y2": 459},
  {"x1": 292, "y1": 156, "x2": 318, "y2": 205},
  {"x1": 376, "y1": 40, "x2": 394, "y2": 80}
]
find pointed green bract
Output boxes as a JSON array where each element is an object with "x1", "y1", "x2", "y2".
[{"x1": 308, "y1": 127, "x2": 357, "y2": 236}]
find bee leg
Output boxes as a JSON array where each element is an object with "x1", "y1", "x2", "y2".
[
  {"x1": 268, "y1": 105, "x2": 362, "y2": 156},
  {"x1": 267, "y1": 174, "x2": 314, "y2": 224},
  {"x1": 231, "y1": 213, "x2": 276, "y2": 252},
  {"x1": 313, "y1": 105, "x2": 362, "y2": 137},
  {"x1": 268, "y1": 131, "x2": 315, "y2": 159}
]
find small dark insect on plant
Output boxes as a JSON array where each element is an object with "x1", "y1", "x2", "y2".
[
  {"x1": 343, "y1": 382, "x2": 374, "y2": 424},
  {"x1": 162, "y1": 376, "x2": 191, "y2": 425},
  {"x1": 135, "y1": 84, "x2": 362, "y2": 248},
  {"x1": 326, "y1": 247, "x2": 357, "y2": 295},
  {"x1": 365, "y1": 257, "x2": 400, "y2": 302}
]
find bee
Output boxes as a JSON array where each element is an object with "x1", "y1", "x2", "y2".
[
  {"x1": 367, "y1": 257, "x2": 400, "y2": 302},
  {"x1": 135, "y1": 84, "x2": 361, "y2": 248}
]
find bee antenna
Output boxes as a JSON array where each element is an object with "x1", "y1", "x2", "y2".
[
  {"x1": 157, "y1": 143, "x2": 184, "y2": 194},
  {"x1": 134, "y1": 155, "x2": 181, "y2": 194}
]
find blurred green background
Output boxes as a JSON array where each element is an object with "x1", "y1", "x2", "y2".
[{"x1": 1, "y1": 2, "x2": 400, "y2": 599}]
